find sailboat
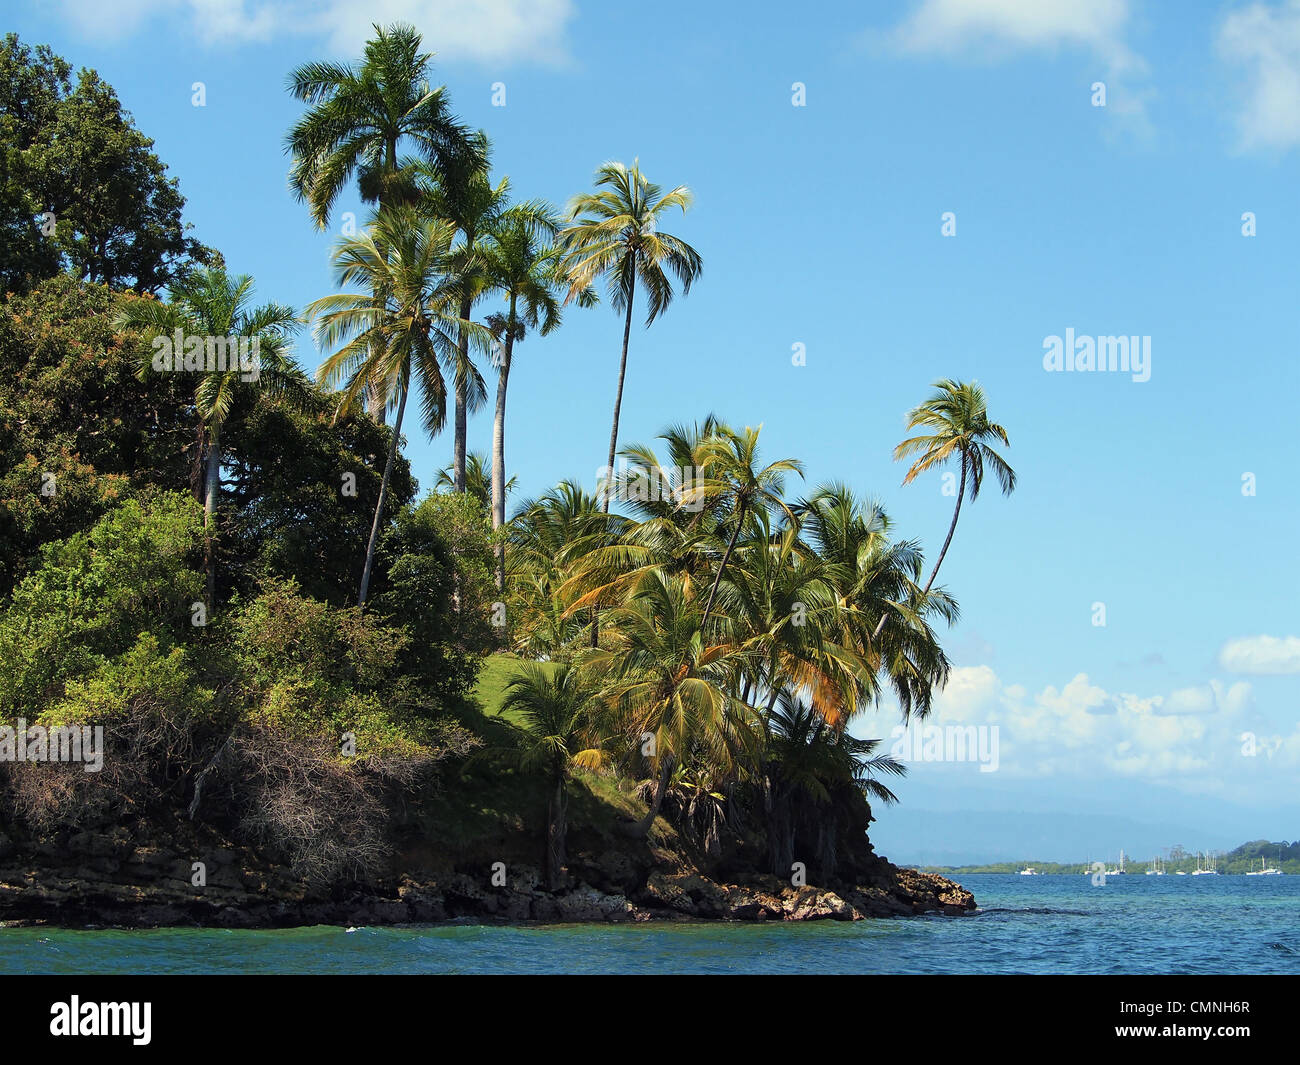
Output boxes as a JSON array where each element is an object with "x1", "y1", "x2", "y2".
[
  {"x1": 1145, "y1": 856, "x2": 1165, "y2": 875},
  {"x1": 1245, "y1": 856, "x2": 1283, "y2": 876},
  {"x1": 1106, "y1": 849, "x2": 1128, "y2": 876},
  {"x1": 1191, "y1": 852, "x2": 1220, "y2": 876}
]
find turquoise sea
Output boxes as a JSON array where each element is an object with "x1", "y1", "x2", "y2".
[{"x1": 3, "y1": 873, "x2": 1298, "y2": 974}]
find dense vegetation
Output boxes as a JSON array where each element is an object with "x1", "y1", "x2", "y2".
[{"x1": 0, "y1": 25, "x2": 1016, "y2": 897}]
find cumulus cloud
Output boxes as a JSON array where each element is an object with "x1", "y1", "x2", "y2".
[
  {"x1": 1219, "y1": 634, "x2": 1300, "y2": 674},
  {"x1": 876, "y1": 665, "x2": 1298, "y2": 785},
  {"x1": 889, "y1": 0, "x2": 1138, "y2": 67},
  {"x1": 876, "y1": 0, "x2": 1149, "y2": 123},
  {"x1": 50, "y1": 0, "x2": 576, "y2": 65},
  {"x1": 1217, "y1": 0, "x2": 1300, "y2": 151}
]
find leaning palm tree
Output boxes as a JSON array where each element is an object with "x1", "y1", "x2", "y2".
[
  {"x1": 892, "y1": 379, "x2": 1016, "y2": 600},
  {"x1": 306, "y1": 207, "x2": 488, "y2": 606},
  {"x1": 559, "y1": 161, "x2": 702, "y2": 510},
  {"x1": 116, "y1": 267, "x2": 305, "y2": 611},
  {"x1": 497, "y1": 663, "x2": 606, "y2": 889},
  {"x1": 285, "y1": 22, "x2": 482, "y2": 418}
]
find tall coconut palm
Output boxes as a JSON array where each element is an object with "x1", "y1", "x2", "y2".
[
  {"x1": 498, "y1": 663, "x2": 606, "y2": 889},
  {"x1": 285, "y1": 22, "x2": 482, "y2": 418},
  {"x1": 116, "y1": 267, "x2": 305, "y2": 612},
  {"x1": 417, "y1": 161, "x2": 508, "y2": 491},
  {"x1": 306, "y1": 207, "x2": 488, "y2": 606},
  {"x1": 481, "y1": 202, "x2": 575, "y2": 592},
  {"x1": 892, "y1": 379, "x2": 1016, "y2": 600},
  {"x1": 559, "y1": 161, "x2": 702, "y2": 510}
]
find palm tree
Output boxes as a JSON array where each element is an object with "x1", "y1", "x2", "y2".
[
  {"x1": 559, "y1": 161, "x2": 702, "y2": 510},
  {"x1": 589, "y1": 570, "x2": 754, "y2": 837},
  {"x1": 306, "y1": 207, "x2": 488, "y2": 606},
  {"x1": 892, "y1": 379, "x2": 1016, "y2": 600},
  {"x1": 418, "y1": 161, "x2": 508, "y2": 491},
  {"x1": 497, "y1": 663, "x2": 605, "y2": 889},
  {"x1": 695, "y1": 425, "x2": 803, "y2": 628},
  {"x1": 116, "y1": 267, "x2": 305, "y2": 611},
  {"x1": 481, "y1": 203, "x2": 574, "y2": 592},
  {"x1": 761, "y1": 689, "x2": 904, "y2": 879},
  {"x1": 285, "y1": 22, "x2": 483, "y2": 419},
  {"x1": 435, "y1": 450, "x2": 513, "y2": 510}
]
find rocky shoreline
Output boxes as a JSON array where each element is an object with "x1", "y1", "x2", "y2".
[{"x1": 0, "y1": 826, "x2": 974, "y2": 929}]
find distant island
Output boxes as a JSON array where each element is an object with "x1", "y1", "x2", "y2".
[{"x1": 921, "y1": 839, "x2": 1298, "y2": 875}]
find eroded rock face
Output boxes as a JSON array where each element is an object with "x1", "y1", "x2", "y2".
[{"x1": 0, "y1": 822, "x2": 975, "y2": 929}]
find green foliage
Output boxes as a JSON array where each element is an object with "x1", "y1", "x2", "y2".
[
  {"x1": 0, "y1": 276, "x2": 195, "y2": 594},
  {"x1": 0, "y1": 33, "x2": 212, "y2": 295},
  {"x1": 0, "y1": 493, "x2": 204, "y2": 717},
  {"x1": 369, "y1": 492, "x2": 496, "y2": 705},
  {"x1": 221, "y1": 393, "x2": 416, "y2": 606},
  {"x1": 43, "y1": 632, "x2": 214, "y2": 729},
  {"x1": 228, "y1": 577, "x2": 438, "y2": 759}
]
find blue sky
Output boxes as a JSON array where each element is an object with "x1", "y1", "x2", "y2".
[{"x1": 11, "y1": 0, "x2": 1299, "y2": 864}]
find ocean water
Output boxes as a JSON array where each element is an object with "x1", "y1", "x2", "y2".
[{"x1": 3, "y1": 873, "x2": 1298, "y2": 974}]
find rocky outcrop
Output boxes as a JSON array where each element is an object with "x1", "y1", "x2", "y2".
[{"x1": 0, "y1": 816, "x2": 974, "y2": 929}]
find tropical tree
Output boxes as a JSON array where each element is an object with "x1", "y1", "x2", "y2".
[
  {"x1": 417, "y1": 160, "x2": 508, "y2": 491},
  {"x1": 285, "y1": 22, "x2": 482, "y2": 418},
  {"x1": 559, "y1": 161, "x2": 701, "y2": 509},
  {"x1": 761, "y1": 689, "x2": 904, "y2": 879},
  {"x1": 306, "y1": 207, "x2": 488, "y2": 606},
  {"x1": 892, "y1": 379, "x2": 1016, "y2": 600},
  {"x1": 589, "y1": 570, "x2": 754, "y2": 837},
  {"x1": 115, "y1": 266, "x2": 305, "y2": 611},
  {"x1": 694, "y1": 425, "x2": 802, "y2": 628},
  {"x1": 506, "y1": 481, "x2": 622, "y2": 657},
  {"x1": 497, "y1": 663, "x2": 605, "y2": 889},
  {"x1": 481, "y1": 202, "x2": 573, "y2": 591},
  {"x1": 435, "y1": 450, "x2": 513, "y2": 510}
]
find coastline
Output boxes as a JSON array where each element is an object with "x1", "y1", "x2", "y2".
[{"x1": 0, "y1": 823, "x2": 974, "y2": 929}]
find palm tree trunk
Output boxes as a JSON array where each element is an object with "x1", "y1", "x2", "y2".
[
  {"x1": 546, "y1": 771, "x2": 567, "y2": 891},
  {"x1": 625, "y1": 753, "x2": 672, "y2": 838},
  {"x1": 871, "y1": 453, "x2": 967, "y2": 640},
  {"x1": 602, "y1": 272, "x2": 635, "y2": 513},
  {"x1": 358, "y1": 377, "x2": 408, "y2": 608},
  {"x1": 921, "y1": 452, "x2": 966, "y2": 596},
  {"x1": 700, "y1": 500, "x2": 745, "y2": 628},
  {"x1": 492, "y1": 300, "x2": 515, "y2": 595},
  {"x1": 203, "y1": 423, "x2": 221, "y2": 613},
  {"x1": 453, "y1": 292, "x2": 472, "y2": 493}
]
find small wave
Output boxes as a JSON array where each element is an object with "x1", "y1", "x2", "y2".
[
  {"x1": 1268, "y1": 942, "x2": 1298, "y2": 954},
  {"x1": 974, "y1": 907, "x2": 1092, "y2": 917}
]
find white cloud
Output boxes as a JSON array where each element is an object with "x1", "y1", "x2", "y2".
[
  {"x1": 1219, "y1": 634, "x2": 1300, "y2": 674},
  {"x1": 50, "y1": 0, "x2": 575, "y2": 66},
  {"x1": 876, "y1": 665, "x2": 1295, "y2": 785},
  {"x1": 879, "y1": 0, "x2": 1149, "y2": 123},
  {"x1": 890, "y1": 0, "x2": 1135, "y2": 63},
  {"x1": 1217, "y1": 0, "x2": 1300, "y2": 151}
]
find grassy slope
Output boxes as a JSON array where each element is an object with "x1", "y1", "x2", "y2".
[{"x1": 403, "y1": 653, "x2": 674, "y2": 878}]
